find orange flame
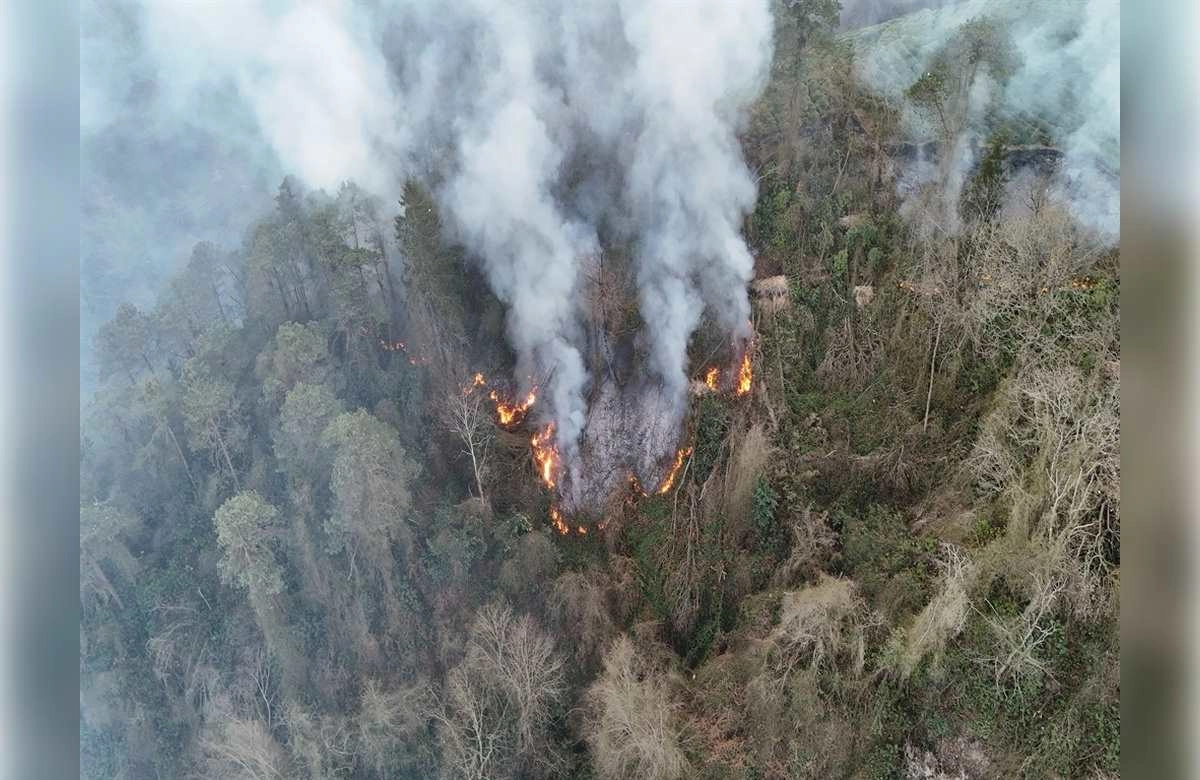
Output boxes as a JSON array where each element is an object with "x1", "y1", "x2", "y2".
[
  {"x1": 657, "y1": 446, "x2": 693, "y2": 494},
  {"x1": 735, "y1": 352, "x2": 752, "y2": 396},
  {"x1": 549, "y1": 505, "x2": 570, "y2": 535},
  {"x1": 704, "y1": 366, "x2": 720, "y2": 391},
  {"x1": 462, "y1": 372, "x2": 537, "y2": 425},
  {"x1": 491, "y1": 388, "x2": 537, "y2": 426},
  {"x1": 463, "y1": 372, "x2": 486, "y2": 395},
  {"x1": 531, "y1": 424, "x2": 560, "y2": 490},
  {"x1": 548, "y1": 505, "x2": 603, "y2": 537}
]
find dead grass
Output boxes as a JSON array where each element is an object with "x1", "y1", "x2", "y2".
[
  {"x1": 583, "y1": 635, "x2": 691, "y2": 780},
  {"x1": 759, "y1": 575, "x2": 877, "y2": 691},
  {"x1": 897, "y1": 543, "x2": 974, "y2": 678},
  {"x1": 723, "y1": 424, "x2": 773, "y2": 542}
]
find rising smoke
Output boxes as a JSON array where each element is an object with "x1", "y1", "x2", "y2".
[
  {"x1": 848, "y1": 0, "x2": 1119, "y2": 241},
  {"x1": 82, "y1": 0, "x2": 774, "y2": 503}
]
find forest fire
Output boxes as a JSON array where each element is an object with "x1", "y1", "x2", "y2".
[
  {"x1": 548, "y1": 504, "x2": 604, "y2": 537},
  {"x1": 697, "y1": 347, "x2": 752, "y2": 397},
  {"x1": 735, "y1": 352, "x2": 753, "y2": 396},
  {"x1": 463, "y1": 372, "x2": 486, "y2": 395},
  {"x1": 531, "y1": 424, "x2": 560, "y2": 490},
  {"x1": 549, "y1": 505, "x2": 570, "y2": 535},
  {"x1": 489, "y1": 387, "x2": 537, "y2": 426},
  {"x1": 657, "y1": 446, "x2": 693, "y2": 494},
  {"x1": 460, "y1": 371, "x2": 538, "y2": 426},
  {"x1": 361, "y1": 326, "x2": 432, "y2": 366}
]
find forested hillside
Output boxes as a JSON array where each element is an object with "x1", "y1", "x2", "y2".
[{"x1": 81, "y1": 4, "x2": 1119, "y2": 778}]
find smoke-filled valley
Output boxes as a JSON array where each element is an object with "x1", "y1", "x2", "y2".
[{"x1": 81, "y1": 1, "x2": 1120, "y2": 777}]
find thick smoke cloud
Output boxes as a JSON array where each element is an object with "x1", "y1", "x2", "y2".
[
  {"x1": 83, "y1": 0, "x2": 773, "y2": 485},
  {"x1": 141, "y1": 1, "x2": 400, "y2": 194},
  {"x1": 848, "y1": 0, "x2": 1119, "y2": 241},
  {"x1": 617, "y1": 1, "x2": 769, "y2": 399}
]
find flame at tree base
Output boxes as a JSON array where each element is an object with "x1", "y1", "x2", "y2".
[{"x1": 735, "y1": 351, "x2": 753, "y2": 396}]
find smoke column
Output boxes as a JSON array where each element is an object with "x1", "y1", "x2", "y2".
[{"x1": 89, "y1": 0, "x2": 774, "y2": 495}]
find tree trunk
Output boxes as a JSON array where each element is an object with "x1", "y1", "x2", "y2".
[
  {"x1": 213, "y1": 422, "x2": 240, "y2": 491},
  {"x1": 468, "y1": 439, "x2": 486, "y2": 504},
  {"x1": 923, "y1": 316, "x2": 943, "y2": 432},
  {"x1": 164, "y1": 420, "x2": 200, "y2": 500}
]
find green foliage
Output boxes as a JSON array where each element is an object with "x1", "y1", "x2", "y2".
[
  {"x1": 396, "y1": 179, "x2": 469, "y2": 326},
  {"x1": 322, "y1": 410, "x2": 419, "y2": 556},
  {"x1": 751, "y1": 477, "x2": 784, "y2": 557},
  {"x1": 180, "y1": 357, "x2": 246, "y2": 487},
  {"x1": 276, "y1": 382, "x2": 343, "y2": 482},
  {"x1": 961, "y1": 133, "x2": 1008, "y2": 223},
  {"x1": 867, "y1": 246, "x2": 885, "y2": 274},
  {"x1": 905, "y1": 69, "x2": 948, "y2": 110},
  {"x1": 257, "y1": 321, "x2": 334, "y2": 409},
  {"x1": 784, "y1": 0, "x2": 842, "y2": 49},
  {"x1": 626, "y1": 514, "x2": 670, "y2": 622},
  {"x1": 422, "y1": 505, "x2": 488, "y2": 591},
  {"x1": 213, "y1": 491, "x2": 284, "y2": 596},
  {"x1": 831, "y1": 248, "x2": 848, "y2": 280},
  {"x1": 80, "y1": 21, "x2": 1120, "y2": 769},
  {"x1": 692, "y1": 394, "x2": 730, "y2": 485},
  {"x1": 838, "y1": 503, "x2": 935, "y2": 619},
  {"x1": 95, "y1": 303, "x2": 156, "y2": 381}
]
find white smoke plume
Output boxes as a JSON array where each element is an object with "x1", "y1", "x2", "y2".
[
  {"x1": 88, "y1": 0, "x2": 774, "y2": 504},
  {"x1": 847, "y1": 0, "x2": 1119, "y2": 241},
  {"x1": 141, "y1": 1, "x2": 401, "y2": 195},
  {"x1": 617, "y1": 0, "x2": 770, "y2": 396}
]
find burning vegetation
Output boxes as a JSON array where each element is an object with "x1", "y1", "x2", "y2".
[
  {"x1": 692, "y1": 348, "x2": 754, "y2": 398},
  {"x1": 657, "y1": 446, "x2": 693, "y2": 495},
  {"x1": 735, "y1": 352, "x2": 753, "y2": 396},
  {"x1": 490, "y1": 388, "x2": 537, "y2": 426},
  {"x1": 460, "y1": 372, "x2": 539, "y2": 428},
  {"x1": 410, "y1": 333, "x2": 757, "y2": 536},
  {"x1": 530, "y1": 424, "x2": 561, "y2": 491}
]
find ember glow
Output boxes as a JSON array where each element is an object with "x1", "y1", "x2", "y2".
[
  {"x1": 531, "y1": 424, "x2": 561, "y2": 490},
  {"x1": 735, "y1": 352, "x2": 753, "y2": 396},
  {"x1": 657, "y1": 446, "x2": 693, "y2": 494},
  {"x1": 548, "y1": 504, "x2": 605, "y2": 537}
]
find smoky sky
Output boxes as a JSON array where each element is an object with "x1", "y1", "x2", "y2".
[
  {"x1": 82, "y1": 0, "x2": 1119, "y2": 472},
  {"x1": 82, "y1": 0, "x2": 774, "y2": 466}
]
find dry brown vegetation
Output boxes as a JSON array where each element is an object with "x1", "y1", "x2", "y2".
[{"x1": 583, "y1": 635, "x2": 692, "y2": 780}]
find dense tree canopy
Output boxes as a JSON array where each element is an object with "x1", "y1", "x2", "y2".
[{"x1": 80, "y1": 6, "x2": 1119, "y2": 778}]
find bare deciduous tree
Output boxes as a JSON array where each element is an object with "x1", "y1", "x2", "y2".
[
  {"x1": 441, "y1": 387, "x2": 494, "y2": 504},
  {"x1": 975, "y1": 568, "x2": 1066, "y2": 694},
  {"x1": 583, "y1": 635, "x2": 691, "y2": 780},
  {"x1": 898, "y1": 543, "x2": 975, "y2": 677},
  {"x1": 356, "y1": 678, "x2": 434, "y2": 777},
  {"x1": 196, "y1": 693, "x2": 290, "y2": 780},
  {"x1": 432, "y1": 603, "x2": 566, "y2": 779}
]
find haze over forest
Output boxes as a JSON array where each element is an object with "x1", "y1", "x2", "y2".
[{"x1": 81, "y1": 0, "x2": 1120, "y2": 777}]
